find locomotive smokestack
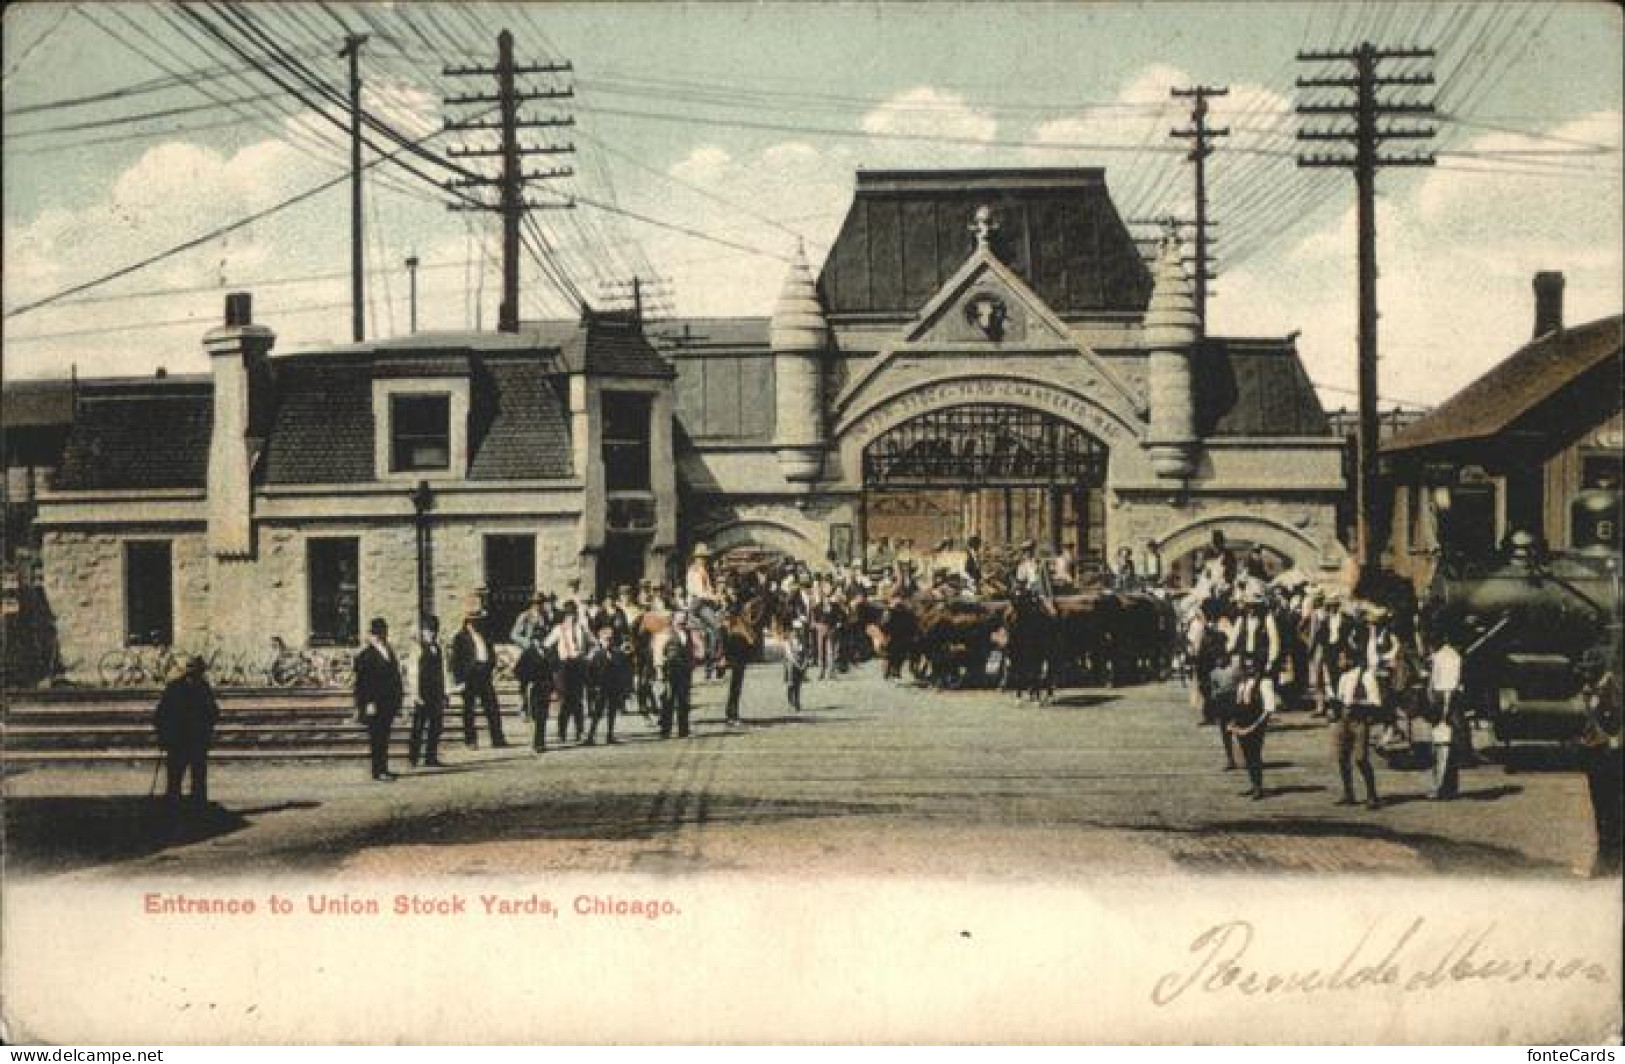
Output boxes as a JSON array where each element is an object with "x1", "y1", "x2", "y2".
[{"x1": 1533, "y1": 271, "x2": 1565, "y2": 339}]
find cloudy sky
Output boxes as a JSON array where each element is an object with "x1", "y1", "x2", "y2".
[{"x1": 3, "y1": 1, "x2": 1620, "y2": 412}]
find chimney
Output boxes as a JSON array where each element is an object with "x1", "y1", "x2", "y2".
[
  {"x1": 204, "y1": 292, "x2": 275, "y2": 558},
  {"x1": 1533, "y1": 271, "x2": 1565, "y2": 339}
]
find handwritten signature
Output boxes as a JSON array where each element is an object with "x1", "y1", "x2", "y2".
[{"x1": 1152, "y1": 919, "x2": 1609, "y2": 1005}]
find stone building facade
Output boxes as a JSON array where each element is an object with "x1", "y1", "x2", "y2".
[
  {"x1": 25, "y1": 167, "x2": 1346, "y2": 682},
  {"x1": 32, "y1": 298, "x2": 677, "y2": 681},
  {"x1": 655, "y1": 169, "x2": 1346, "y2": 583}
]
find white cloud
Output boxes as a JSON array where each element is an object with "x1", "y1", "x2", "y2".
[
  {"x1": 1212, "y1": 108, "x2": 1623, "y2": 409},
  {"x1": 670, "y1": 145, "x2": 733, "y2": 185},
  {"x1": 2, "y1": 116, "x2": 470, "y2": 378},
  {"x1": 859, "y1": 86, "x2": 997, "y2": 145}
]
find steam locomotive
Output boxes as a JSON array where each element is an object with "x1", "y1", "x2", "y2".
[{"x1": 1427, "y1": 484, "x2": 1621, "y2": 744}]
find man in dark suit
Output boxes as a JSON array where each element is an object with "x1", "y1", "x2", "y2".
[
  {"x1": 409, "y1": 614, "x2": 448, "y2": 768},
  {"x1": 451, "y1": 608, "x2": 508, "y2": 748},
  {"x1": 353, "y1": 617, "x2": 404, "y2": 782},
  {"x1": 153, "y1": 655, "x2": 220, "y2": 809}
]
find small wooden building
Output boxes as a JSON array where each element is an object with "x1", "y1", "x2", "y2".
[{"x1": 1380, "y1": 272, "x2": 1623, "y2": 593}]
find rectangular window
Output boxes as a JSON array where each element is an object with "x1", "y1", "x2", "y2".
[
  {"x1": 1582, "y1": 452, "x2": 1623, "y2": 490},
  {"x1": 308, "y1": 538, "x2": 360, "y2": 646},
  {"x1": 390, "y1": 394, "x2": 451, "y2": 472},
  {"x1": 602, "y1": 391, "x2": 652, "y2": 492},
  {"x1": 124, "y1": 541, "x2": 173, "y2": 647},
  {"x1": 483, "y1": 535, "x2": 535, "y2": 642}
]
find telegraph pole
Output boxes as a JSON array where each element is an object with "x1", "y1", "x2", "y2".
[
  {"x1": 340, "y1": 33, "x2": 368, "y2": 343},
  {"x1": 1297, "y1": 43, "x2": 1435, "y2": 575},
  {"x1": 598, "y1": 275, "x2": 675, "y2": 325},
  {"x1": 1171, "y1": 85, "x2": 1228, "y2": 335},
  {"x1": 444, "y1": 30, "x2": 575, "y2": 333}
]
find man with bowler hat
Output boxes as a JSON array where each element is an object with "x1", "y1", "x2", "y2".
[
  {"x1": 354, "y1": 617, "x2": 404, "y2": 781},
  {"x1": 409, "y1": 614, "x2": 448, "y2": 768}
]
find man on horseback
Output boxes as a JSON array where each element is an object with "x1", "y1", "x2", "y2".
[
  {"x1": 1013, "y1": 540, "x2": 1056, "y2": 610},
  {"x1": 684, "y1": 543, "x2": 723, "y2": 680}
]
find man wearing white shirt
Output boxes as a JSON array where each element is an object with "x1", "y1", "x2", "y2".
[
  {"x1": 685, "y1": 543, "x2": 721, "y2": 678},
  {"x1": 1427, "y1": 636, "x2": 1465, "y2": 799},
  {"x1": 1332, "y1": 647, "x2": 1382, "y2": 809},
  {"x1": 544, "y1": 600, "x2": 599, "y2": 745},
  {"x1": 1229, "y1": 597, "x2": 1282, "y2": 714}
]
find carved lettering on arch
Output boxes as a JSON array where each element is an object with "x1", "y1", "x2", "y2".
[{"x1": 844, "y1": 378, "x2": 1136, "y2": 449}]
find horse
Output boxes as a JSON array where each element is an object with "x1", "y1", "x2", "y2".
[
  {"x1": 874, "y1": 597, "x2": 921, "y2": 681},
  {"x1": 720, "y1": 589, "x2": 780, "y2": 723},
  {"x1": 913, "y1": 594, "x2": 1006, "y2": 689},
  {"x1": 631, "y1": 608, "x2": 674, "y2": 721},
  {"x1": 1003, "y1": 590, "x2": 1063, "y2": 704}
]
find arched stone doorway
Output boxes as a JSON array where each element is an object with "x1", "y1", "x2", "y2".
[
  {"x1": 1155, "y1": 517, "x2": 1326, "y2": 589},
  {"x1": 860, "y1": 403, "x2": 1110, "y2": 563}
]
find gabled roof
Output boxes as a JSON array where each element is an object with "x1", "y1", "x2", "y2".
[
  {"x1": 54, "y1": 381, "x2": 213, "y2": 491},
  {"x1": 818, "y1": 168, "x2": 1151, "y2": 318},
  {"x1": 1384, "y1": 316, "x2": 1624, "y2": 454}
]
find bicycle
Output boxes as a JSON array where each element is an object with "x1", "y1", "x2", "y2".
[
  {"x1": 266, "y1": 636, "x2": 322, "y2": 688},
  {"x1": 97, "y1": 648, "x2": 149, "y2": 688}
]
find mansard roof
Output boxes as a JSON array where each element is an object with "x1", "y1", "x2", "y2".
[
  {"x1": 256, "y1": 350, "x2": 577, "y2": 484},
  {"x1": 45, "y1": 311, "x2": 684, "y2": 491},
  {"x1": 817, "y1": 168, "x2": 1152, "y2": 319},
  {"x1": 54, "y1": 379, "x2": 213, "y2": 491},
  {"x1": 1197, "y1": 337, "x2": 1332, "y2": 438}
]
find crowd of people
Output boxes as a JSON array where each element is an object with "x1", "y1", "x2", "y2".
[
  {"x1": 1177, "y1": 529, "x2": 1617, "y2": 829},
  {"x1": 144, "y1": 528, "x2": 1618, "y2": 879},
  {"x1": 1179, "y1": 529, "x2": 1469, "y2": 807}
]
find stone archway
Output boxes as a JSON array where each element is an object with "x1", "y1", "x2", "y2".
[
  {"x1": 834, "y1": 373, "x2": 1148, "y2": 568},
  {"x1": 702, "y1": 518, "x2": 822, "y2": 565},
  {"x1": 835, "y1": 373, "x2": 1143, "y2": 478},
  {"x1": 1155, "y1": 515, "x2": 1332, "y2": 586},
  {"x1": 860, "y1": 402, "x2": 1110, "y2": 558}
]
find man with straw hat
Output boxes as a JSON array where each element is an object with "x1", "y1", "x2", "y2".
[{"x1": 685, "y1": 543, "x2": 722, "y2": 678}]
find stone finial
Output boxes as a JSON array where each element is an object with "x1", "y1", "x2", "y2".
[
  {"x1": 769, "y1": 242, "x2": 829, "y2": 354},
  {"x1": 970, "y1": 204, "x2": 999, "y2": 251},
  {"x1": 1143, "y1": 232, "x2": 1198, "y2": 350}
]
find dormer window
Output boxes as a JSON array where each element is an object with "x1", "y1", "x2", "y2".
[
  {"x1": 390, "y1": 394, "x2": 451, "y2": 472},
  {"x1": 371, "y1": 371, "x2": 471, "y2": 482}
]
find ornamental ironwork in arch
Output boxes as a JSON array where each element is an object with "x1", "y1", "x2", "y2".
[{"x1": 861, "y1": 403, "x2": 1108, "y2": 488}]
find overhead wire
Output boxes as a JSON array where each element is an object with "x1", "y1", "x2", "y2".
[
  {"x1": 2, "y1": 2, "x2": 76, "y2": 82},
  {"x1": 6, "y1": 105, "x2": 472, "y2": 320}
]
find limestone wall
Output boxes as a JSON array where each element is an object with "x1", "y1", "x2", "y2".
[
  {"x1": 39, "y1": 515, "x2": 582, "y2": 686},
  {"x1": 39, "y1": 527, "x2": 210, "y2": 683}
]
